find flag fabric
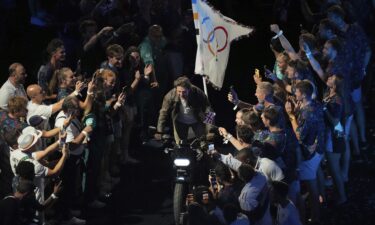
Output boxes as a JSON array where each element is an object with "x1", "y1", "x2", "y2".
[
  {"x1": 192, "y1": 0, "x2": 253, "y2": 89},
  {"x1": 203, "y1": 111, "x2": 216, "y2": 125}
]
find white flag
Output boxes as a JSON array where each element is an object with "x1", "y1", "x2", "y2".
[{"x1": 192, "y1": 0, "x2": 253, "y2": 89}]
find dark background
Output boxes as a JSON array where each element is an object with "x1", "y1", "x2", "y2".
[{"x1": 1, "y1": 1, "x2": 375, "y2": 225}]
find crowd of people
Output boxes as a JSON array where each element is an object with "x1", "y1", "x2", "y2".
[
  {"x1": 181, "y1": 2, "x2": 373, "y2": 225},
  {"x1": 0, "y1": 0, "x2": 373, "y2": 225}
]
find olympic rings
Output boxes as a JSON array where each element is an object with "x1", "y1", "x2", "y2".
[
  {"x1": 202, "y1": 17, "x2": 215, "y2": 43},
  {"x1": 206, "y1": 26, "x2": 228, "y2": 56}
]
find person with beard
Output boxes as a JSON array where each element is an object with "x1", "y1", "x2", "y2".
[
  {"x1": 0, "y1": 63, "x2": 28, "y2": 110},
  {"x1": 37, "y1": 39, "x2": 66, "y2": 100}
]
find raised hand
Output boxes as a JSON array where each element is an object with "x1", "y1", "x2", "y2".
[
  {"x1": 144, "y1": 64, "x2": 153, "y2": 77},
  {"x1": 75, "y1": 81, "x2": 84, "y2": 93},
  {"x1": 270, "y1": 24, "x2": 280, "y2": 34},
  {"x1": 98, "y1": 26, "x2": 114, "y2": 37},
  {"x1": 117, "y1": 92, "x2": 126, "y2": 105}
]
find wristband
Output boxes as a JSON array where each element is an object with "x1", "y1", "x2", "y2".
[
  {"x1": 305, "y1": 51, "x2": 312, "y2": 59},
  {"x1": 272, "y1": 30, "x2": 283, "y2": 39},
  {"x1": 87, "y1": 91, "x2": 94, "y2": 96},
  {"x1": 226, "y1": 133, "x2": 233, "y2": 141},
  {"x1": 73, "y1": 90, "x2": 79, "y2": 96},
  {"x1": 51, "y1": 193, "x2": 58, "y2": 199}
]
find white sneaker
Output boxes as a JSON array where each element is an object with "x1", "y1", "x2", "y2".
[
  {"x1": 60, "y1": 216, "x2": 86, "y2": 225},
  {"x1": 88, "y1": 200, "x2": 106, "y2": 209}
]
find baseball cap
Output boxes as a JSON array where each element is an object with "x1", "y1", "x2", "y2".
[{"x1": 28, "y1": 115, "x2": 47, "y2": 127}]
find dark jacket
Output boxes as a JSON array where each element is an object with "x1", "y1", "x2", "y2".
[{"x1": 157, "y1": 85, "x2": 212, "y2": 133}]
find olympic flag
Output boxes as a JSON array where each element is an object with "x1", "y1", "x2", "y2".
[{"x1": 192, "y1": 0, "x2": 253, "y2": 89}]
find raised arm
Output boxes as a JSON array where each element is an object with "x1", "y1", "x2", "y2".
[
  {"x1": 270, "y1": 24, "x2": 299, "y2": 60},
  {"x1": 304, "y1": 43, "x2": 327, "y2": 82}
]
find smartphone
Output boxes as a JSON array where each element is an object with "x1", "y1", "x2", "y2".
[
  {"x1": 121, "y1": 85, "x2": 128, "y2": 95},
  {"x1": 255, "y1": 68, "x2": 260, "y2": 78},
  {"x1": 264, "y1": 65, "x2": 273, "y2": 78}
]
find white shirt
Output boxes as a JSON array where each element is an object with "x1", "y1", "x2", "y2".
[
  {"x1": 239, "y1": 172, "x2": 272, "y2": 225},
  {"x1": 256, "y1": 158, "x2": 284, "y2": 181},
  {"x1": 9, "y1": 149, "x2": 48, "y2": 203},
  {"x1": 27, "y1": 101, "x2": 53, "y2": 122},
  {"x1": 276, "y1": 201, "x2": 302, "y2": 225},
  {"x1": 239, "y1": 172, "x2": 267, "y2": 212},
  {"x1": 55, "y1": 111, "x2": 84, "y2": 155},
  {"x1": 177, "y1": 97, "x2": 197, "y2": 124},
  {"x1": 0, "y1": 79, "x2": 27, "y2": 110}
]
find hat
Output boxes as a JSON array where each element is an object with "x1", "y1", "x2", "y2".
[
  {"x1": 28, "y1": 115, "x2": 47, "y2": 127},
  {"x1": 17, "y1": 126, "x2": 42, "y2": 151}
]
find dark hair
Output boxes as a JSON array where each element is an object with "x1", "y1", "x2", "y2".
[
  {"x1": 287, "y1": 60, "x2": 311, "y2": 80},
  {"x1": 238, "y1": 108, "x2": 251, "y2": 116},
  {"x1": 238, "y1": 163, "x2": 256, "y2": 182},
  {"x1": 62, "y1": 96, "x2": 79, "y2": 112},
  {"x1": 16, "y1": 161, "x2": 35, "y2": 181},
  {"x1": 125, "y1": 46, "x2": 140, "y2": 61},
  {"x1": 319, "y1": 18, "x2": 339, "y2": 34},
  {"x1": 250, "y1": 140, "x2": 280, "y2": 160},
  {"x1": 262, "y1": 106, "x2": 281, "y2": 127},
  {"x1": 327, "y1": 5, "x2": 346, "y2": 19},
  {"x1": 295, "y1": 80, "x2": 314, "y2": 98},
  {"x1": 215, "y1": 162, "x2": 232, "y2": 183},
  {"x1": 236, "y1": 125, "x2": 254, "y2": 144},
  {"x1": 326, "y1": 38, "x2": 342, "y2": 52},
  {"x1": 174, "y1": 76, "x2": 192, "y2": 89},
  {"x1": 106, "y1": 44, "x2": 124, "y2": 57},
  {"x1": 16, "y1": 180, "x2": 35, "y2": 194},
  {"x1": 299, "y1": 33, "x2": 317, "y2": 50},
  {"x1": 271, "y1": 180, "x2": 289, "y2": 199},
  {"x1": 47, "y1": 39, "x2": 64, "y2": 58},
  {"x1": 243, "y1": 111, "x2": 265, "y2": 132},
  {"x1": 332, "y1": 75, "x2": 345, "y2": 99},
  {"x1": 2, "y1": 127, "x2": 22, "y2": 148},
  {"x1": 79, "y1": 20, "x2": 97, "y2": 34},
  {"x1": 236, "y1": 147, "x2": 257, "y2": 167}
]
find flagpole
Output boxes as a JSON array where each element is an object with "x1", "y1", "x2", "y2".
[{"x1": 202, "y1": 76, "x2": 208, "y2": 96}]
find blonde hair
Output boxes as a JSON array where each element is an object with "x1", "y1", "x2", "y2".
[
  {"x1": 257, "y1": 82, "x2": 274, "y2": 97},
  {"x1": 95, "y1": 68, "x2": 116, "y2": 81}
]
